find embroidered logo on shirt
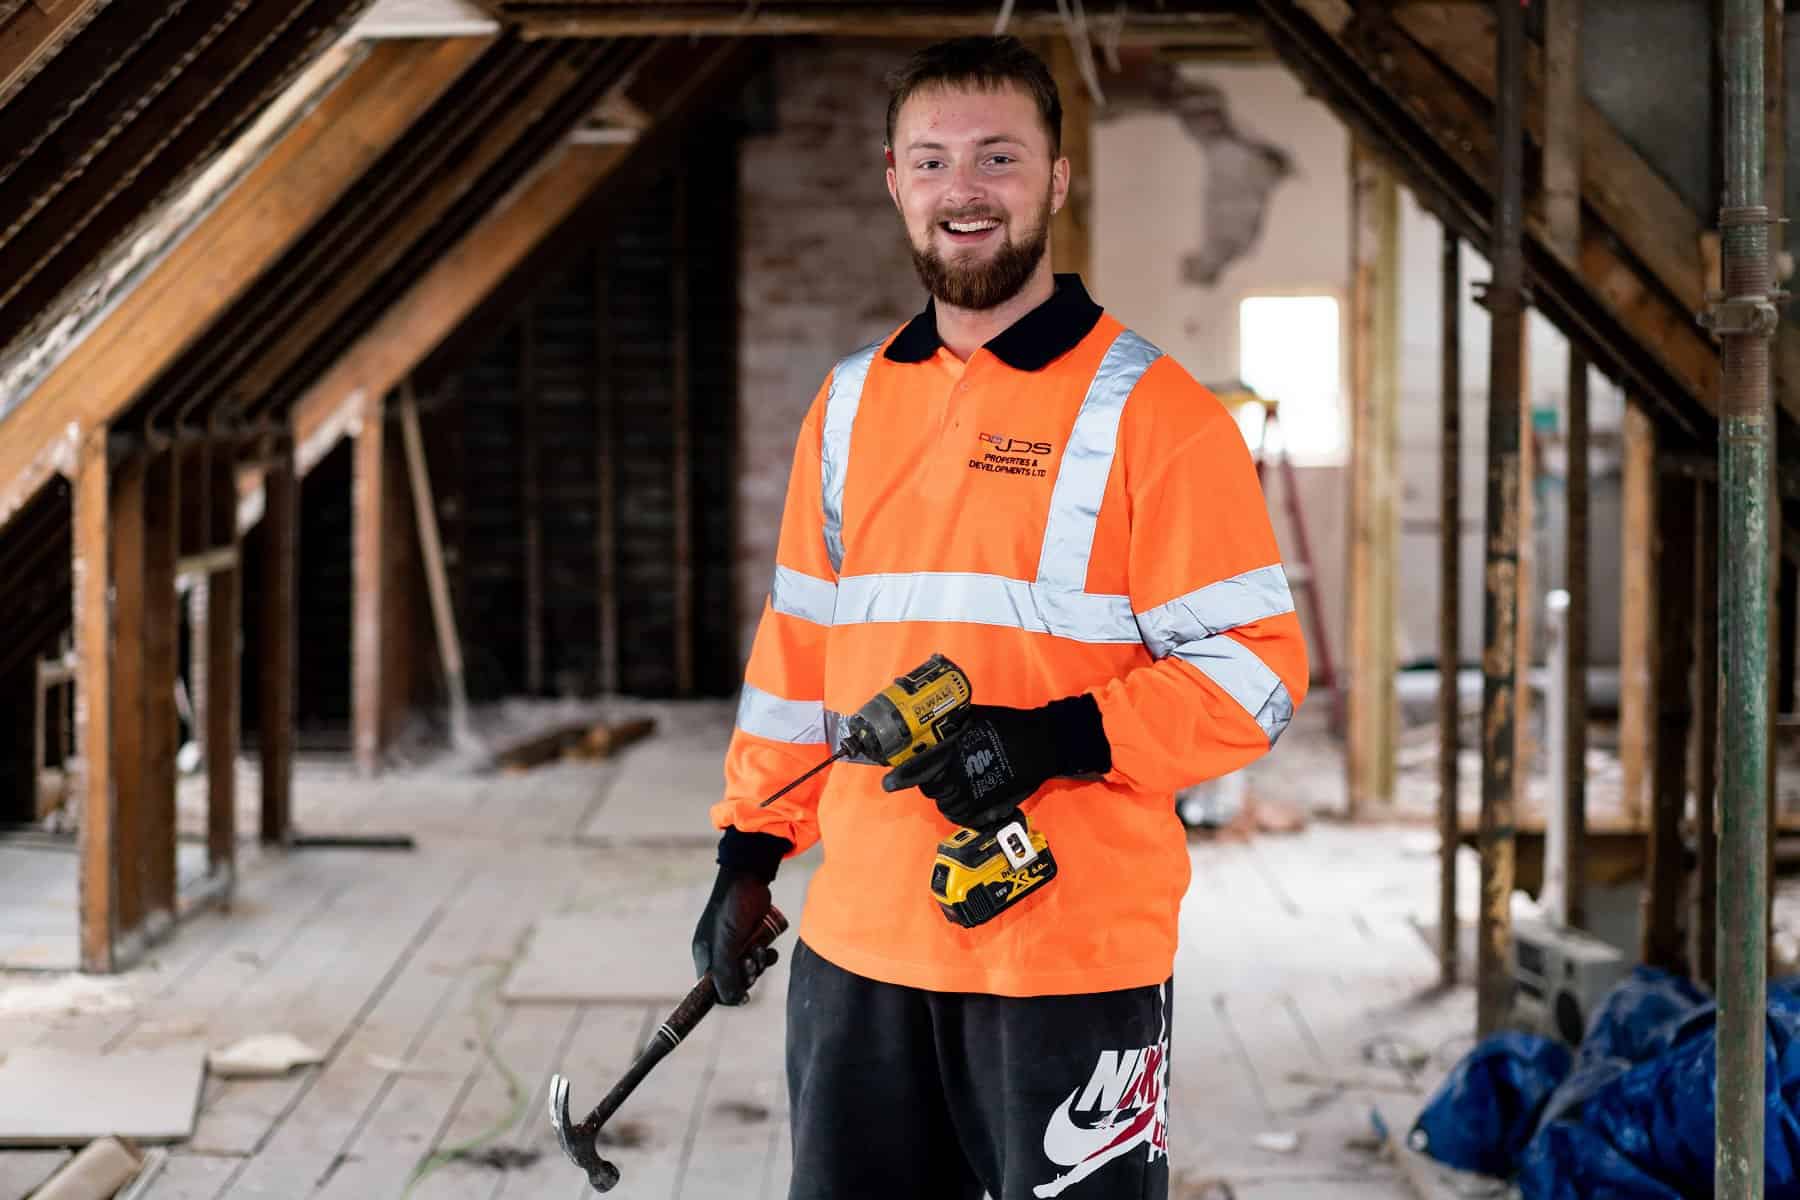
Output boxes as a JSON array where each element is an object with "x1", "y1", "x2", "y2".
[
  {"x1": 970, "y1": 432, "x2": 1052, "y2": 478},
  {"x1": 1032, "y1": 999, "x2": 1169, "y2": 1198}
]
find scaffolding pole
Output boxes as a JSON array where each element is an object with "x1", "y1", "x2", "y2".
[
  {"x1": 1476, "y1": 0, "x2": 1525, "y2": 1037},
  {"x1": 1713, "y1": 0, "x2": 1776, "y2": 1189}
]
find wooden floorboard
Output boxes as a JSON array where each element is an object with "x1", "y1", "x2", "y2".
[{"x1": 0, "y1": 708, "x2": 1506, "y2": 1200}]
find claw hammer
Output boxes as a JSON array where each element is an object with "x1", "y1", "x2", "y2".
[{"x1": 548, "y1": 906, "x2": 788, "y2": 1192}]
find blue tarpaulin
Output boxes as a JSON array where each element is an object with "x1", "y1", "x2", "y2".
[{"x1": 1410, "y1": 967, "x2": 1800, "y2": 1197}]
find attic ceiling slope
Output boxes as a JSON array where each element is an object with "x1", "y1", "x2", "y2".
[
  {"x1": 0, "y1": 37, "x2": 490, "y2": 536},
  {"x1": 121, "y1": 33, "x2": 660, "y2": 440},
  {"x1": 0, "y1": 0, "x2": 381, "y2": 362}
]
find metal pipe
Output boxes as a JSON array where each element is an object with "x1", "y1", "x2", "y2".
[
  {"x1": 1715, "y1": 0, "x2": 1775, "y2": 1188},
  {"x1": 1439, "y1": 224, "x2": 1461, "y2": 986},
  {"x1": 1564, "y1": 349, "x2": 1589, "y2": 930},
  {"x1": 1476, "y1": 0, "x2": 1525, "y2": 1038}
]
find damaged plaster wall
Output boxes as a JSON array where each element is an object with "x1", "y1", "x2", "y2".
[{"x1": 1094, "y1": 61, "x2": 1628, "y2": 678}]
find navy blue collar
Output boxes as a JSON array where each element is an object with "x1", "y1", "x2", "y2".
[{"x1": 883, "y1": 274, "x2": 1103, "y2": 372}]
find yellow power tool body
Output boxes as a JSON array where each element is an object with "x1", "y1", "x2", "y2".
[
  {"x1": 755, "y1": 654, "x2": 1057, "y2": 927},
  {"x1": 840, "y1": 654, "x2": 1059, "y2": 928}
]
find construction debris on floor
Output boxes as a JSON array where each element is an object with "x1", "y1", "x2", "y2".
[
  {"x1": 490, "y1": 716, "x2": 657, "y2": 773},
  {"x1": 1410, "y1": 966, "x2": 1800, "y2": 1198}
]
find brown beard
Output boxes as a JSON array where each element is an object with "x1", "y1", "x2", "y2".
[{"x1": 909, "y1": 192, "x2": 1052, "y2": 311}]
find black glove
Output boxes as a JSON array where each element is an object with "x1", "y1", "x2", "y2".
[
  {"x1": 692, "y1": 828, "x2": 789, "y2": 1005},
  {"x1": 879, "y1": 694, "x2": 1111, "y2": 832}
]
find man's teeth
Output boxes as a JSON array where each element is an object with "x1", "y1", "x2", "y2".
[{"x1": 946, "y1": 220, "x2": 999, "y2": 233}]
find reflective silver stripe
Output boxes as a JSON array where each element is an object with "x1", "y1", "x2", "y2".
[
  {"x1": 1173, "y1": 634, "x2": 1294, "y2": 744},
  {"x1": 820, "y1": 341, "x2": 881, "y2": 574},
  {"x1": 735, "y1": 684, "x2": 827, "y2": 744},
  {"x1": 770, "y1": 565, "x2": 837, "y2": 626},
  {"x1": 1135, "y1": 565, "x2": 1295, "y2": 659},
  {"x1": 835, "y1": 572, "x2": 1140, "y2": 643},
  {"x1": 1035, "y1": 330, "x2": 1162, "y2": 592}
]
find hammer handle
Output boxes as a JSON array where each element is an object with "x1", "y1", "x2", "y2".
[{"x1": 580, "y1": 907, "x2": 789, "y2": 1133}]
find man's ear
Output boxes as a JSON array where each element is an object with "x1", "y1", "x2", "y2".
[
  {"x1": 1050, "y1": 154, "x2": 1071, "y2": 215},
  {"x1": 885, "y1": 153, "x2": 901, "y2": 212}
]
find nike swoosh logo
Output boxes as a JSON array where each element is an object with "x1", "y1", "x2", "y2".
[{"x1": 1040, "y1": 1089, "x2": 1141, "y2": 1167}]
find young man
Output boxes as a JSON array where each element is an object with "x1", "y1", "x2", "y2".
[{"x1": 693, "y1": 36, "x2": 1308, "y2": 1199}]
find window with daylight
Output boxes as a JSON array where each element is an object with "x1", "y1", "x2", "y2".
[{"x1": 1235, "y1": 295, "x2": 1345, "y2": 467}]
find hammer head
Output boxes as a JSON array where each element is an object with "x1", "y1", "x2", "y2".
[{"x1": 549, "y1": 1074, "x2": 621, "y2": 1192}]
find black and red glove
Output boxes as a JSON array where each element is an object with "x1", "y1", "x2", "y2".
[
  {"x1": 693, "y1": 828, "x2": 789, "y2": 1005},
  {"x1": 879, "y1": 694, "x2": 1111, "y2": 831}
]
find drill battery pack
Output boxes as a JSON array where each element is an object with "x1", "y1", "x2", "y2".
[{"x1": 929, "y1": 815, "x2": 1057, "y2": 928}]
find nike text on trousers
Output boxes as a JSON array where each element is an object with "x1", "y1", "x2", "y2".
[{"x1": 785, "y1": 940, "x2": 1172, "y2": 1200}]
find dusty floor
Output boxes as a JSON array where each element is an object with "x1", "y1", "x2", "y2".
[{"x1": 0, "y1": 700, "x2": 1479, "y2": 1199}]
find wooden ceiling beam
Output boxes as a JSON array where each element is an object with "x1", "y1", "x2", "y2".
[
  {"x1": 0, "y1": 0, "x2": 109, "y2": 108},
  {"x1": 219, "y1": 43, "x2": 606, "y2": 423},
  {"x1": 485, "y1": 4, "x2": 1253, "y2": 45},
  {"x1": 0, "y1": 36, "x2": 489, "y2": 537},
  {"x1": 292, "y1": 38, "x2": 753, "y2": 466}
]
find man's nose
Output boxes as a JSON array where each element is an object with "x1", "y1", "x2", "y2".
[{"x1": 943, "y1": 159, "x2": 986, "y2": 207}]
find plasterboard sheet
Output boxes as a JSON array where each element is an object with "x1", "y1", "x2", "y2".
[
  {"x1": 502, "y1": 910, "x2": 704, "y2": 1004},
  {"x1": 0, "y1": 1045, "x2": 205, "y2": 1145}
]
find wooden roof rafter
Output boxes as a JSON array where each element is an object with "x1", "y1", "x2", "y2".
[
  {"x1": 473, "y1": 0, "x2": 1260, "y2": 48},
  {"x1": 0, "y1": 0, "x2": 382, "y2": 363}
]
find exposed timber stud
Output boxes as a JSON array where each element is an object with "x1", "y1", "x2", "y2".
[
  {"x1": 1347, "y1": 140, "x2": 1399, "y2": 818},
  {"x1": 260, "y1": 443, "x2": 297, "y2": 844},
  {"x1": 143, "y1": 449, "x2": 179, "y2": 932},
  {"x1": 595, "y1": 247, "x2": 619, "y2": 695},
  {"x1": 206, "y1": 440, "x2": 239, "y2": 886},
  {"x1": 1696, "y1": 480, "x2": 1720, "y2": 989},
  {"x1": 1476, "y1": 0, "x2": 1524, "y2": 1037},
  {"x1": 1714, "y1": 0, "x2": 1777, "y2": 1186},
  {"x1": 399, "y1": 381, "x2": 471, "y2": 748},
  {"x1": 1619, "y1": 404, "x2": 1656, "y2": 826},
  {"x1": 673, "y1": 168, "x2": 695, "y2": 698},
  {"x1": 522, "y1": 315, "x2": 544, "y2": 696},
  {"x1": 1438, "y1": 222, "x2": 1461, "y2": 986},
  {"x1": 109, "y1": 448, "x2": 149, "y2": 944},
  {"x1": 1563, "y1": 349, "x2": 1590, "y2": 930},
  {"x1": 75, "y1": 430, "x2": 116, "y2": 972},
  {"x1": 1643, "y1": 465, "x2": 1696, "y2": 973},
  {"x1": 355, "y1": 393, "x2": 386, "y2": 774}
]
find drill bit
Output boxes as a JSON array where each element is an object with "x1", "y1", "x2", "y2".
[{"x1": 757, "y1": 748, "x2": 846, "y2": 807}]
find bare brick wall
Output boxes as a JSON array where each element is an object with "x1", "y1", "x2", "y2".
[{"x1": 736, "y1": 44, "x2": 921, "y2": 664}]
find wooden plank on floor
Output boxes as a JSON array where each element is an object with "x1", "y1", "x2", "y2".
[
  {"x1": 679, "y1": 966, "x2": 791, "y2": 1199},
  {"x1": 139, "y1": 1150, "x2": 243, "y2": 1199},
  {"x1": 489, "y1": 1005, "x2": 647, "y2": 1200},
  {"x1": 0, "y1": 1148, "x2": 70, "y2": 1197},
  {"x1": 216, "y1": 857, "x2": 548, "y2": 1196},
  {"x1": 402, "y1": 1002, "x2": 576, "y2": 1200},
  {"x1": 184, "y1": 857, "x2": 469, "y2": 1157}
]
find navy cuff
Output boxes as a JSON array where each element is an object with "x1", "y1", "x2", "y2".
[
  {"x1": 717, "y1": 827, "x2": 791, "y2": 883},
  {"x1": 1045, "y1": 693, "x2": 1112, "y2": 777}
]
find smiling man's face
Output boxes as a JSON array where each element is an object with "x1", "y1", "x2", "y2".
[{"x1": 886, "y1": 81, "x2": 1070, "y2": 311}]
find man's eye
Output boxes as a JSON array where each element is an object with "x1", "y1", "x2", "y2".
[
  {"x1": 986, "y1": 155, "x2": 1015, "y2": 166},
  {"x1": 915, "y1": 159, "x2": 944, "y2": 170}
]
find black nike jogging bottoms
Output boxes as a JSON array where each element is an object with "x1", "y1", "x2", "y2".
[{"x1": 785, "y1": 939, "x2": 1172, "y2": 1200}]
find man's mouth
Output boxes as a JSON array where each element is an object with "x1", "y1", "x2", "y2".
[{"x1": 939, "y1": 217, "x2": 1002, "y2": 244}]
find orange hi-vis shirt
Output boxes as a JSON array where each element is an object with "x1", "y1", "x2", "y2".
[{"x1": 710, "y1": 276, "x2": 1309, "y2": 997}]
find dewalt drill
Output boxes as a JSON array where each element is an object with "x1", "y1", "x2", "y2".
[{"x1": 758, "y1": 653, "x2": 1056, "y2": 927}]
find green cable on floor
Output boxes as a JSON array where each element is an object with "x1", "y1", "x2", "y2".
[{"x1": 400, "y1": 963, "x2": 529, "y2": 1198}]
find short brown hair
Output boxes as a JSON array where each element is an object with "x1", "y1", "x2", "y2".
[{"x1": 885, "y1": 36, "x2": 1062, "y2": 157}]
